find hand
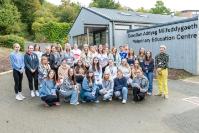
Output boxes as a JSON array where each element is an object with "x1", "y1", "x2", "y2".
[{"x1": 31, "y1": 69, "x2": 35, "y2": 73}]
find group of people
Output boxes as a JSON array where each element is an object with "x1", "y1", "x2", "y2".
[{"x1": 10, "y1": 42, "x2": 169, "y2": 106}]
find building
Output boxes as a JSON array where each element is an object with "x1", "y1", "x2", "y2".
[
  {"x1": 180, "y1": 10, "x2": 199, "y2": 18},
  {"x1": 127, "y1": 16, "x2": 199, "y2": 75},
  {"x1": 68, "y1": 7, "x2": 185, "y2": 48}
]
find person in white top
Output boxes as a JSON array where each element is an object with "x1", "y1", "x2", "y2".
[
  {"x1": 33, "y1": 44, "x2": 43, "y2": 63},
  {"x1": 72, "y1": 44, "x2": 81, "y2": 63},
  {"x1": 105, "y1": 59, "x2": 117, "y2": 80}
]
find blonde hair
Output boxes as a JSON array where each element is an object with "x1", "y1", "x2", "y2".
[
  {"x1": 13, "y1": 43, "x2": 20, "y2": 49},
  {"x1": 41, "y1": 56, "x2": 48, "y2": 65}
]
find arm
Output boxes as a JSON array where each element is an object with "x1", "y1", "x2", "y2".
[
  {"x1": 10, "y1": 54, "x2": 20, "y2": 71},
  {"x1": 140, "y1": 78, "x2": 149, "y2": 93},
  {"x1": 82, "y1": 78, "x2": 91, "y2": 92},
  {"x1": 24, "y1": 54, "x2": 32, "y2": 71},
  {"x1": 148, "y1": 59, "x2": 154, "y2": 72}
]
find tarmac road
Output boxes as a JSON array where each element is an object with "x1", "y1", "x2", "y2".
[{"x1": 0, "y1": 73, "x2": 199, "y2": 133}]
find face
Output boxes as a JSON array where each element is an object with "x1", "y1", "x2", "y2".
[
  {"x1": 105, "y1": 47, "x2": 109, "y2": 53},
  {"x1": 69, "y1": 69, "x2": 74, "y2": 76},
  {"x1": 117, "y1": 71, "x2": 122, "y2": 77},
  {"x1": 104, "y1": 73, "x2": 109, "y2": 79},
  {"x1": 62, "y1": 60, "x2": 67, "y2": 66},
  {"x1": 112, "y1": 48, "x2": 117, "y2": 53},
  {"x1": 94, "y1": 58, "x2": 99, "y2": 64},
  {"x1": 160, "y1": 47, "x2": 165, "y2": 53},
  {"x1": 90, "y1": 46, "x2": 95, "y2": 52},
  {"x1": 89, "y1": 72, "x2": 93, "y2": 77},
  {"x1": 46, "y1": 47, "x2": 51, "y2": 53},
  {"x1": 14, "y1": 44, "x2": 20, "y2": 52},
  {"x1": 78, "y1": 60, "x2": 83, "y2": 65},
  {"x1": 84, "y1": 46, "x2": 88, "y2": 51},
  {"x1": 49, "y1": 71, "x2": 55, "y2": 79},
  {"x1": 51, "y1": 46, "x2": 56, "y2": 52},
  {"x1": 121, "y1": 59, "x2": 127, "y2": 65},
  {"x1": 109, "y1": 60, "x2": 113, "y2": 66},
  {"x1": 134, "y1": 60, "x2": 139, "y2": 67},
  {"x1": 34, "y1": 45, "x2": 40, "y2": 51},
  {"x1": 65, "y1": 45, "x2": 70, "y2": 50},
  {"x1": 42, "y1": 57, "x2": 48, "y2": 64},
  {"x1": 146, "y1": 51, "x2": 151, "y2": 57},
  {"x1": 28, "y1": 45, "x2": 34, "y2": 53},
  {"x1": 74, "y1": 44, "x2": 77, "y2": 49},
  {"x1": 136, "y1": 70, "x2": 142, "y2": 77}
]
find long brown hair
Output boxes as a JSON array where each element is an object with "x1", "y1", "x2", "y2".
[
  {"x1": 145, "y1": 51, "x2": 152, "y2": 62},
  {"x1": 47, "y1": 70, "x2": 56, "y2": 83},
  {"x1": 68, "y1": 68, "x2": 76, "y2": 85},
  {"x1": 92, "y1": 57, "x2": 100, "y2": 72},
  {"x1": 86, "y1": 71, "x2": 95, "y2": 83},
  {"x1": 75, "y1": 59, "x2": 87, "y2": 74}
]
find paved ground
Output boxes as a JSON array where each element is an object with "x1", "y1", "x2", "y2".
[{"x1": 0, "y1": 73, "x2": 199, "y2": 133}]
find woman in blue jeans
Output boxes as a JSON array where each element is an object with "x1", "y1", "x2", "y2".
[
  {"x1": 59, "y1": 68, "x2": 79, "y2": 105},
  {"x1": 80, "y1": 70, "x2": 99, "y2": 103},
  {"x1": 141, "y1": 51, "x2": 154, "y2": 96}
]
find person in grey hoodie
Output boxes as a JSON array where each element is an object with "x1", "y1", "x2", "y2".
[
  {"x1": 130, "y1": 69, "x2": 149, "y2": 102},
  {"x1": 99, "y1": 70, "x2": 114, "y2": 101}
]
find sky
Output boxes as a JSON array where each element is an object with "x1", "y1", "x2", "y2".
[{"x1": 46, "y1": 0, "x2": 199, "y2": 11}]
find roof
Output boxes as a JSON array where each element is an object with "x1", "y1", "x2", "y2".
[{"x1": 85, "y1": 7, "x2": 186, "y2": 24}]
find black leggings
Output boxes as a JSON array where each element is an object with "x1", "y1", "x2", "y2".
[
  {"x1": 25, "y1": 69, "x2": 38, "y2": 91},
  {"x1": 41, "y1": 91, "x2": 60, "y2": 106},
  {"x1": 13, "y1": 69, "x2": 23, "y2": 94},
  {"x1": 132, "y1": 87, "x2": 145, "y2": 101}
]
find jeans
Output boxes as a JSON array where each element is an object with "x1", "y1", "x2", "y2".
[
  {"x1": 99, "y1": 89, "x2": 113, "y2": 100},
  {"x1": 41, "y1": 90, "x2": 60, "y2": 106},
  {"x1": 60, "y1": 89, "x2": 78, "y2": 104},
  {"x1": 144, "y1": 72, "x2": 154, "y2": 93},
  {"x1": 114, "y1": 87, "x2": 128, "y2": 100},
  {"x1": 25, "y1": 69, "x2": 38, "y2": 91},
  {"x1": 13, "y1": 69, "x2": 23, "y2": 94},
  {"x1": 81, "y1": 91, "x2": 99, "y2": 102}
]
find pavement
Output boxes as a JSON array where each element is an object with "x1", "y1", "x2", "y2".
[{"x1": 0, "y1": 73, "x2": 199, "y2": 133}]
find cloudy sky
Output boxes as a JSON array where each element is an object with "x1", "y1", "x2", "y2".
[{"x1": 46, "y1": 0, "x2": 199, "y2": 11}]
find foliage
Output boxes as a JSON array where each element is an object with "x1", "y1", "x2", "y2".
[
  {"x1": 89, "y1": 0, "x2": 122, "y2": 9},
  {"x1": 32, "y1": 21, "x2": 71, "y2": 43},
  {"x1": 0, "y1": 35, "x2": 25, "y2": 51},
  {"x1": 0, "y1": 1, "x2": 22, "y2": 34},
  {"x1": 149, "y1": 0, "x2": 171, "y2": 15}
]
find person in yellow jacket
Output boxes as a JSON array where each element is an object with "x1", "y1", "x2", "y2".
[{"x1": 155, "y1": 45, "x2": 169, "y2": 99}]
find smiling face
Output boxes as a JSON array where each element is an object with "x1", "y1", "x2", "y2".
[
  {"x1": 28, "y1": 45, "x2": 34, "y2": 54},
  {"x1": 160, "y1": 47, "x2": 165, "y2": 53},
  {"x1": 68, "y1": 69, "x2": 74, "y2": 77},
  {"x1": 121, "y1": 58, "x2": 127, "y2": 65},
  {"x1": 49, "y1": 70, "x2": 55, "y2": 79},
  {"x1": 134, "y1": 60, "x2": 139, "y2": 67},
  {"x1": 14, "y1": 43, "x2": 20, "y2": 52},
  {"x1": 89, "y1": 72, "x2": 94, "y2": 77}
]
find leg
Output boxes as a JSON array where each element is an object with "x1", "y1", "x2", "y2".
[
  {"x1": 157, "y1": 71, "x2": 163, "y2": 94},
  {"x1": 41, "y1": 95, "x2": 58, "y2": 106},
  {"x1": 132, "y1": 87, "x2": 140, "y2": 101},
  {"x1": 138, "y1": 92, "x2": 146, "y2": 101},
  {"x1": 33, "y1": 69, "x2": 39, "y2": 90},
  {"x1": 13, "y1": 70, "x2": 20, "y2": 94},
  {"x1": 114, "y1": 91, "x2": 121, "y2": 98},
  {"x1": 122, "y1": 87, "x2": 128, "y2": 100},
  {"x1": 25, "y1": 69, "x2": 33, "y2": 91},
  {"x1": 103, "y1": 92, "x2": 112, "y2": 100},
  {"x1": 82, "y1": 92, "x2": 96, "y2": 102},
  {"x1": 148, "y1": 72, "x2": 154, "y2": 93},
  {"x1": 18, "y1": 72, "x2": 23, "y2": 93},
  {"x1": 70, "y1": 90, "x2": 79, "y2": 104},
  {"x1": 162, "y1": 69, "x2": 168, "y2": 96}
]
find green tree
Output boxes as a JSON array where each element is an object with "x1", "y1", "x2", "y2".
[
  {"x1": 0, "y1": 1, "x2": 22, "y2": 34},
  {"x1": 150, "y1": 0, "x2": 171, "y2": 15},
  {"x1": 12, "y1": 0, "x2": 41, "y2": 33},
  {"x1": 89, "y1": 0, "x2": 121, "y2": 9},
  {"x1": 136, "y1": 7, "x2": 150, "y2": 13}
]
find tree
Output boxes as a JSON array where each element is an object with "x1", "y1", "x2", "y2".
[
  {"x1": 150, "y1": 0, "x2": 171, "y2": 15},
  {"x1": 89, "y1": 0, "x2": 122, "y2": 9},
  {"x1": 12, "y1": 0, "x2": 41, "y2": 33},
  {"x1": 0, "y1": 1, "x2": 22, "y2": 34},
  {"x1": 136, "y1": 7, "x2": 150, "y2": 13}
]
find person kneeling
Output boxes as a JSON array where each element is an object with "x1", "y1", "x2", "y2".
[
  {"x1": 59, "y1": 68, "x2": 79, "y2": 105},
  {"x1": 80, "y1": 70, "x2": 99, "y2": 103},
  {"x1": 131, "y1": 69, "x2": 149, "y2": 102},
  {"x1": 99, "y1": 70, "x2": 114, "y2": 101},
  {"x1": 39, "y1": 70, "x2": 60, "y2": 107},
  {"x1": 113, "y1": 69, "x2": 128, "y2": 104}
]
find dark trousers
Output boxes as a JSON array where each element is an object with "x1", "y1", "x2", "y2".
[
  {"x1": 132, "y1": 87, "x2": 145, "y2": 101},
  {"x1": 13, "y1": 69, "x2": 23, "y2": 94},
  {"x1": 41, "y1": 91, "x2": 60, "y2": 106},
  {"x1": 25, "y1": 69, "x2": 38, "y2": 91}
]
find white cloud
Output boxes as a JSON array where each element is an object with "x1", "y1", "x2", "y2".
[{"x1": 46, "y1": 0, "x2": 199, "y2": 11}]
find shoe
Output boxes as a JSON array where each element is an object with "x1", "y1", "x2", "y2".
[
  {"x1": 95, "y1": 100, "x2": 99, "y2": 103},
  {"x1": 18, "y1": 92, "x2": 26, "y2": 99},
  {"x1": 70, "y1": 102, "x2": 80, "y2": 105},
  {"x1": 54, "y1": 102, "x2": 60, "y2": 106},
  {"x1": 122, "y1": 99, "x2": 127, "y2": 104},
  {"x1": 147, "y1": 92, "x2": 152, "y2": 96},
  {"x1": 16, "y1": 94, "x2": 23, "y2": 101},
  {"x1": 109, "y1": 98, "x2": 112, "y2": 101},
  {"x1": 35, "y1": 90, "x2": 40, "y2": 97},
  {"x1": 164, "y1": 95, "x2": 169, "y2": 99},
  {"x1": 155, "y1": 93, "x2": 163, "y2": 96},
  {"x1": 31, "y1": 91, "x2": 35, "y2": 97},
  {"x1": 118, "y1": 96, "x2": 122, "y2": 100}
]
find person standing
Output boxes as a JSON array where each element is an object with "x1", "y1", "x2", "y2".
[
  {"x1": 10, "y1": 43, "x2": 25, "y2": 101},
  {"x1": 155, "y1": 45, "x2": 169, "y2": 99},
  {"x1": 24, "y1": 45, "x2": 39, "y2": 97},
  {"x1": 141, "y1": 51, "x2": 154, "y2": 96},
  {"x1": 42, "y1": 46, "x2": 51, "y2": 63},
  {"x1": 33, "y1": 44, "x2": 43, "y2": 63}
]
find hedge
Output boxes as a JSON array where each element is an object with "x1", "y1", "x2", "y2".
[
  {"x1": 0, "y1": 35, "x2": 25, "y2": 51},
  {"x1": 32, "y1": 21, "x2": 71, "y2": 44}
]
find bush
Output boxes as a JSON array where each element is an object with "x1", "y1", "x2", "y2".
[
  {"x1": 32, "y1": 21, "x2": 71, "y2": 43},
  {"x1": 0, "y1": 35, "x2": 25, "y2": 51}
]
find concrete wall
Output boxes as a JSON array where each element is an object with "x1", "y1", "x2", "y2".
[{"x1": 127, "y1": 17, "x2": 199, "y2": 75}]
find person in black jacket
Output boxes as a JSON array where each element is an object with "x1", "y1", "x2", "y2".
[
  {"x1": 24, "y1": 45, "x2": 39, "y2": 97},
  {"x1": 113, "y1": 69, "x2": 128, "y2": 104},
  {"x1": 141, "y1": 51, "x2": 154, "y2": 96}
]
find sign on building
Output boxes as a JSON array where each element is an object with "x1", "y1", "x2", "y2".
[{"x1": 127, "y1": 17, "x2": 199, "y2": 75}]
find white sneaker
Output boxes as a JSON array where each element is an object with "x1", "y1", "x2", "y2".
[
  {"x1": 35, "y1": 90, "x2": 40, "y2": 97},
  {"x1": 164, "y1": 95, "x2": 169, "y2": 99},
  {"x1": 95, "y1": 100, "x2": 100, "y2": 103},
  {"x1": 122, "y1": 99, "x2": 127, "y2": 104},
  {"x1": 16, "y1": 94, "x2": 23, "y2": 101},
  {"x1": 109, "y1": 98, "x2": 112, "y2": 101},
  {"x1": 70, "y1": 102, "x2": 80, "y2": 105},
  {"x1": 18, "y1": 93, "x2": 26, "y2": 99},
  {"x1": 118, "y1": 96, "x2": 122, "y2": 100},
  {"x1": 31, "y1": 91, "x2": 35, "y2": 97}
]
